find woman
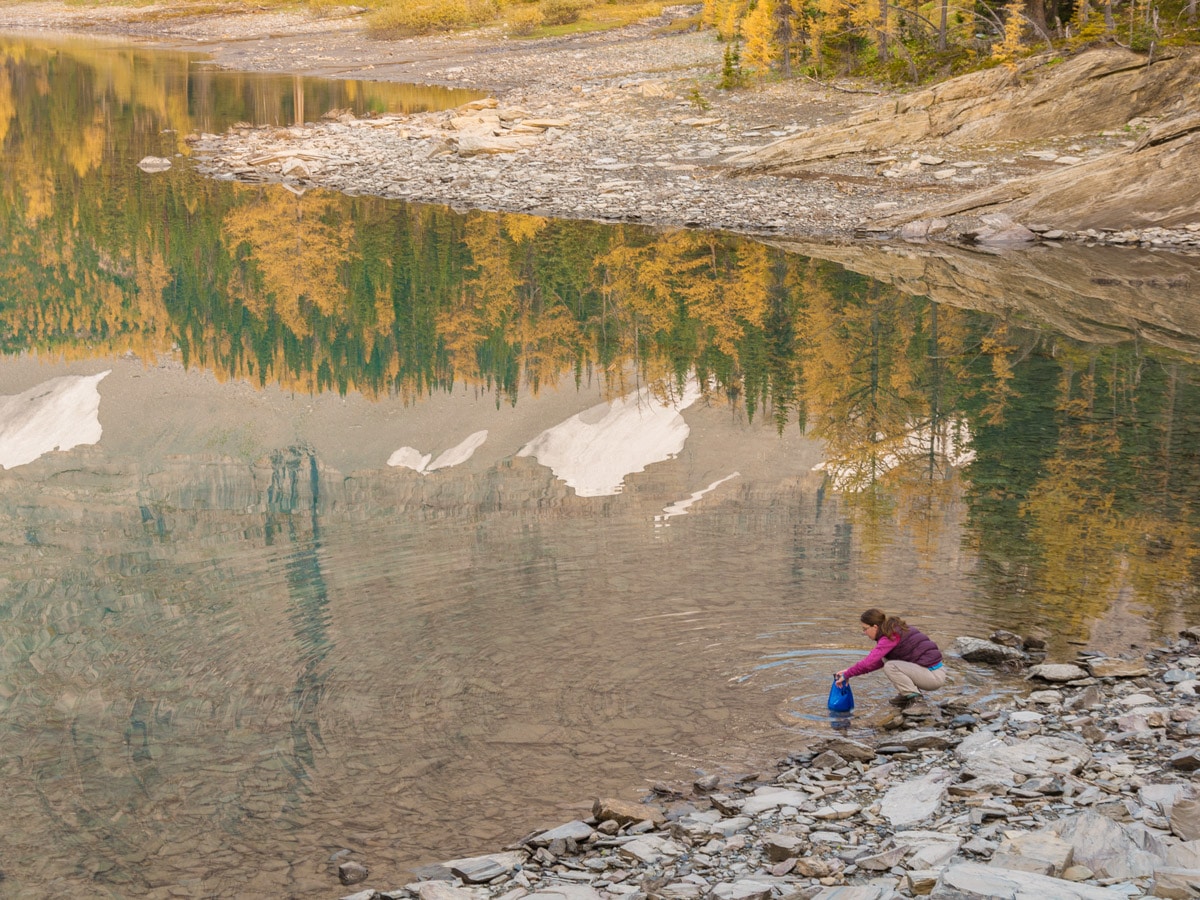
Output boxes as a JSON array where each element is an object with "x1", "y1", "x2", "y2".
[{"x1": 834, "y1": 608, "x2": 946, "y2": 706}]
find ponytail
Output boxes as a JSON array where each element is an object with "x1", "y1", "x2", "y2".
[{"x1": 860, "y1": 608, "x2": 909, "y2": 638}]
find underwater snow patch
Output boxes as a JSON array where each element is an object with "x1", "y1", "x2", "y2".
[
  {"x1": 388, "y1": 430, "x2": 488, "y2": 474},
  {"x1": 0, "y1": 371, "x2": 110, "y2": 469},
  {"x1": 517, "y1": 380, "x2": 701, "y2": 497},
  {"x1": 654, "y1": 471, "x2": 741, "y2": 525}
]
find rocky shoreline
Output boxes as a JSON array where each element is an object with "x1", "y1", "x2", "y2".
[
  {"x1": 4, "y1": 3, "x2": 1198, "y2": 250},
  {"x1": 330, "y1": 628, "x2": 1200, "y2": 900},
  {"x1": 178, "y1": 35, "x2": 1199, "y2": 252},
  {"x1": 182, "y1": 93, "x2": 1200, "y2": 251}
]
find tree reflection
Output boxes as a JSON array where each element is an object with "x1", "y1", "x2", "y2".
[{"x1": 4, "y1": 31, "x2": 1200, "y2": 640}]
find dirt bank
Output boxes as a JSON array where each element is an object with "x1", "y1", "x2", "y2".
[{"x1": 2, "y1": 2, "x2": 1198, "y2": 249}]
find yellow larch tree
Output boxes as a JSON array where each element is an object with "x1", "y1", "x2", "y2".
[
  {"x1": 221, "y1": 190, "x2": 353, "y2": 346},
  {"x1": 742, "y1": 0, "x2": 780, "y2": 76},
  {"x1": 994, "y1": 0, "x2": 1027, "y2": 59}
]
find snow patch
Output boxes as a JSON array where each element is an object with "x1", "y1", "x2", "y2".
[
  {"x1": 517, "y1": 381, "x2": 701, "y2": 497},
  {"x1": 813, "y1": 420, "x2": 974, "y2": 492},
  {"x1": 655, "y1": 472, "x2": 741, "y2": 525},
  {"x1": 388, "y1": 430, "x2": 488, "y2": 474},
  {"x1": 0, "y1": 371, "x2": 110, "y2": 469}
]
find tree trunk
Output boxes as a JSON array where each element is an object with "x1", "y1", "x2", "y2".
[
  {"x1": 879, "y1": 0, "x2": 889, "y2": 63},
  {"x1": 938, "y1": 0, "x2": 948, "y2": 50},
  {"x1": 1025, "y1": 0, "x2": 1049, "y2": 36},
  {"x1": 777, "y1": 0, "x2": 794, "y2": 76}
]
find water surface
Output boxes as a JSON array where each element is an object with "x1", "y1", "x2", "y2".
[{"x1": 2, "y1": 32, "x2": 1200, "y2": 899}]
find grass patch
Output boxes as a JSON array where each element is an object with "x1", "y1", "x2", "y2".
[
  {"x1": 364, "y1": 0, "x2": 670, "y2": 38},
  {"x1": 368, "y1": 0, "x2": 502, "y2": 36},
  {"x1": 503, "y1": 0, "x2": 677, "y2": 38}
]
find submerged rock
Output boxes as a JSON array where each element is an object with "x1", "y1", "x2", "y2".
[
  {"x1": 137, "y1": 155, "x2": 172, "y2": 173},
  {"x1": 950, "y1": 637, "x2": 1026, "y2": 665}
]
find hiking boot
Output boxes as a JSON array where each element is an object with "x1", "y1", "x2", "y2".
[{"x1": 889, "y1": 693, "x2": 922, "y2": 707}]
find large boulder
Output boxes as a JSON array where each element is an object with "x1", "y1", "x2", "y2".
[
  {"x1": 955, "y1": 732, "x2": 1091, "y2": 791},
  {"x1": 1047, "y1": 811, "x2": 1164, "y2": 880},
  {"x1": 930, "y1": 862, "x2": 1135, "y2": 898}
]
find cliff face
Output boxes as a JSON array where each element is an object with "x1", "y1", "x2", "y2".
[
  {"x1": 875, "y1": 111, "x2": 1200, "y2": 231},
  {"x1": 728, "y1": 47, "x2": 1200, "y2": 234}
]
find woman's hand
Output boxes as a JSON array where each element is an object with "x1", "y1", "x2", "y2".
[{"x1": 834, "y1": 671, "x2": 848, "y2": 687}]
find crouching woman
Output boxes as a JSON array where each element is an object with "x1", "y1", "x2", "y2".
[{"x1": 834, "y1": 608, "x2": 946, "y2": 706}]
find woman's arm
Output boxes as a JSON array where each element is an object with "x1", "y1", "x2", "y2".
[{"x1": 837, "y1": 634, "x2": 900, "y2": 683}]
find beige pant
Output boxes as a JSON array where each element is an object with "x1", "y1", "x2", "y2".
[{"x1": 884, "y1": 660, "x2": 948, "y2": 694}]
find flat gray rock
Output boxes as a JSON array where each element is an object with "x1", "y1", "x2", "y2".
[
  {"x1": 886, "y1": 729, "x2": 958, "y2": 750},
  {"x1": 531, "y1": 820, "x2": 595, "y2": 844},
  {"x1": 450, "y1": 857, "x2": 509, "y2": 883},
  {"x1": 813, "y1": 887, "x2": 895, "y2": 899},
  {"x1": 710, "y1": 879, "x2": 775, "y2": 900},
  {"x1": 956, "y1": 732, "x2": 1091, "y2": 790},
  {"x1": 1048, "y1": 811, "x2": 1162, "y2": 880},
  {"x1": 1085, "y1": 657, "x2": 1149, "y2": 677},
  {"x1": 931, "y1": 862, "x2": 1132, "y2": 898},
  {"x1": 880, "y1": 768, "x2": 950, "y2": 827},
  {"x1": 741, "y1": 788, "x2": 812, "y2": 815},
  {"x1": 525, "y1": 887, "x2": 605, "y2": 900},
  {"x1": 417, "y1": 882, "x2": 477, "y2": 900},
  {"x1": 1026, "y1": 663, "x2": 1089, "y2": 682},
  {"x1": 816, "y1": 737, "x2": 877, "y2": 761}
]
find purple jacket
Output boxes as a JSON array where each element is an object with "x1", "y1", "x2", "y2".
[{"x1": 843, "y1": 627, "x2": 942, "y2": 679}]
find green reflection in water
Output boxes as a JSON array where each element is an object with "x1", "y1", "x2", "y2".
[{"x1": 3, "y1": 28, "x2": 1200, "y2": 643}]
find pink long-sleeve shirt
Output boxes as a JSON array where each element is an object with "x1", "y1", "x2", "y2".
[{"x1": 842, "y1": 633, "x2": 900, "y2": 679}]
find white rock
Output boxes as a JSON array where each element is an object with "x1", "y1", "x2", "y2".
[
  {"x1": 741, "y1": 789, "x2": 812, "y2": 815},
  {"x1": 932, "y1": 862, "x2": 1131, "y2": 898},
  {"x1": 881, "y1": 768, "x2": 950, "y2": 827}
]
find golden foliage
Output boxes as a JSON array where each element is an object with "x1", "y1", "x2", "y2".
[
  {"x1": 994, "y1": 0, "x2": 1027, "y2": 59},
  {"x1": 742, "y1": 0, "x2": 779, "y2": 74},
  {"x1": 221, "y1": 190, "x2": 353, "y2": 341}
]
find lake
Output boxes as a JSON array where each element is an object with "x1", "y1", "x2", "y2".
[{"x1": 2, "y1": 32, "x2": 1199, "y2": 899}]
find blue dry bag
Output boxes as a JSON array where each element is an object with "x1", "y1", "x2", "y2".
[{"x1": 827, "y1": 677, "x2": 854, "y2": 712}]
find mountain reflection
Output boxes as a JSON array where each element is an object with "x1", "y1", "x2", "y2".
[{"x1": 4, "y1": 28, "x2": 1200, "y2": 641}]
